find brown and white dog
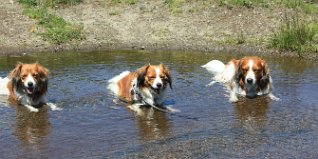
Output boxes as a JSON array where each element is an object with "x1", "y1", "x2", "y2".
[
  {"x1": 107, "y1": 64, "x2": 173, "y2": 111},
  {"x1": 202, "y1": 56, "x2": 279, "y2": 102},
  {"x1": 0, "y1": 62, "x2": 59, "y2": 112}
]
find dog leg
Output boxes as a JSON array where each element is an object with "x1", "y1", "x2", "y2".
[
  {"x1": 269, "y1": 93, "x2": 280, "y2": 101},
  {"x1": 128, "y1": 103, "x2": 144, "y2": 115},
  {"x1": 24, "y1": 105, "x2": 39, "y2": 112},
  {"x1": 229, "y1": 91, "x2": 239, "y2": 103},
  {"x1": 166, "y1": 105, "x2": 180, "y2": 113},
  {"x1": 206, "y1": 81, "x2": 217, "y2": 87},
  {"x1": 46, "y1": 102, "x2": 62, "y2": 111}
]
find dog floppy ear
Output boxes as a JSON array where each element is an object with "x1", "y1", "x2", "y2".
[
  {"x1": 260, "y1": 60, "x2": 270, "y2": 86},
  {"x1": 234, "y1": 59, "x2": 244, "y2": 87},
  {"x1": 36, "y1": 62, "x2": 49, "y2": 82},
  {"x1": 35, "y1": 63, "x2": 49, "y2": 94},
  {"x1": 234, "y1": 60, "x2": 242, "y2": 81},
  {"x1": 136, "y1": 64, "x2": 150, "y2": 87},
  {"x1": 160, "y1": 63, "x2": 172, "y2": 89},
  {"x1": 9, "y1": 62, "x2": 23, "y2": 83},
  {"x1": 261, "y1": 60, "x2": 269, "y2": 77}
]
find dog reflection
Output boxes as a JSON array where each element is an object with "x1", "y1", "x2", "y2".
[
  {"x1": 15, "y1": 105, "x2": 51, "y2": 144},
  {"x1": 233, "y1": 96, "x2": 269, "y2": 130},
  {"x1": 131, "y1": 106, "x2": 171, "y2": 141}
]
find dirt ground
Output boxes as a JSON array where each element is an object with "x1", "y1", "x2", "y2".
[{"x1": 0, "y1": 0, "x2": 317, "y2": 59}]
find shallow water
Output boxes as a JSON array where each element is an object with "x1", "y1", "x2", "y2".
[{"x1": 0, "y1": 51, "x2": 317, "y2": 158}]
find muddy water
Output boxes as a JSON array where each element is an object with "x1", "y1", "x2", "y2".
[{"x1": 0, "y1": 51, "x2": 317, "y2": 158}]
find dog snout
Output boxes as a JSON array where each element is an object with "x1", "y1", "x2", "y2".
[
  {"x1": 246, "y1": 78, "x2": 253, "y2": 84},
  {"x1": 156, "y1": 83, "x2": 162, "y2": 88},
  {"x1": 27, "y1": 82, "x2": 34, "y2": 87}
]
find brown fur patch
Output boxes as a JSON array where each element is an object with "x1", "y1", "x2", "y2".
[
  {"x1": 7, "y1": 62, "x2": 49, "y2": 103},
  {"x1": 117, "y1": 72, "x2": 137, "y2": 103},
  {"x1": 116, "y1": 64, "x2": 172, "y2": 103},
  {"x1": 236, "y1": 56, "x2": 270, "y2": 91}
]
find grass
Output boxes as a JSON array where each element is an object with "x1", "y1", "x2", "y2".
[
  {"x1": 218, "y1": 0, "x2": 318, "y2": 13},
  {"x1": 219, "y1": 31, "x2": 247, "y2": 45},
  {"x1": 164, "y1": 0, "x2": 186, "y2": 13},
  {"x1": 269, "y1": 17, "x2": 318, "y2": 57},
  {"x1": 281, "y1": 0, "x2": 318, "y2": 13},
  {"x1": 109, "y1": 0, "x2": 139, "y2": 5},
  {"x1": 19, "y1": 0, "x2": 82, "y2": 7},
  {"x1": 18, "y1": 0, "x2": 83, "y2": 45},
  {"x1": 153, "y1": 27, "x2": 170, "y2": 37}
]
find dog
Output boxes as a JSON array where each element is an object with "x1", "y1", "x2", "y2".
[
  {"x1": 202, "y1": 56, "x2": 279, "y2": 102},
  {"x1": 107, "y1": 64, "x2": 174, "y2": 112},
  {"x1": 0, "y1": 62, "x2": 59, "y2": 112}
]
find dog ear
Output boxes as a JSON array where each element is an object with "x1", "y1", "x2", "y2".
[
  {"x1": 234, "y1": 59, "x2": 245, "y2": 88},
  {"x1": 36, "y1": 63, "x2": 49, "y2": 82},
  {"x1": 260, "y1": 60, "x2": 270, "y2": 86},
  {"x1": 235, "y1": 60, "x2": 243, "y2": 82},
  {"x1": 136, "y1": 64, "x2": 150, "y2": 87},
  {"x1": 160, "y1": 64, "x2": 172, "y2": 89},
  {"x1": 9, "y1": 62, "x2": 23, "y2": 83},
  {"x1": 35, "y1": 63, "x2": 49, "y2": 94},
  {"x1": 261, "y1": 60, "x2": 269, "y2": 77}
]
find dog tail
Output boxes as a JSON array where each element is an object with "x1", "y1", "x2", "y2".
[
  {"x1": 201, "y1": 60, "x2": 226, "y2": 75},
  {"x1": 0, "y1": 77, "x2": 9, "y2": 95}
]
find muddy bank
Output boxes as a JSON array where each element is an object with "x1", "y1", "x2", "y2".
[{"x1": 0, "y1": 0, "x2": 317, "y2": 60}]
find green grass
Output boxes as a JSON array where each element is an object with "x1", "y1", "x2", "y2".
[
  {"x1": 19, "y1": 0, "x2": 82, "y2": 7},
  {"x1": 218, "y1": 31, "x2": 247, "y2": 45},
  {"x1": 109, "y1": 0, "x2": 139, "y2": 5},
  {"x1": 19, "y1": 0, "x2": 83, "y2": 45},
  {"x1": 18, "y1": 0, "x2": 38, "y2": 6},
  {"x1": 164, "y1": 0, "x2": 186, "y2": 13},
  {"x1": 280, "y1": 0, "x2": 318, "y2": 13},
  {"x1": 219, "y1": 0, "x2": 273, "y2": 8},
  {"x1": 218, "y1": 0, "x2": 318, "y2": 13},
  {"x1": 269, "y1": 18, "x2": 318, "y2": 57},
  {"x1": 50, "y1": 0, "x2": 82, "y2": 5}
]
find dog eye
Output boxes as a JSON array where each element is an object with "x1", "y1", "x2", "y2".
[
  {"x1": 148, "y1": 76, "x2": 155, "y2": 80},
  {"x1": 32, "y1": 73, "x2": 38, "y2": 77},
  {"x1": 21, "y1": 75, "x2": 27, "y2": 80}
]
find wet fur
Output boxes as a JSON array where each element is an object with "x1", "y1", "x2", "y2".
[
  {"x1": 108, "y1": 64, "x2": 172, "y2": 107},
  {"x1": 8, "y1": 63, "x2": 48, "y2": 104},
  {"x1": 202, "y1": 57, "x2": 279, "y2": 102},
  {"x1": 0, "y1": 62, "x2": 60, "y2": 112},
  {"x1": 235, "y1": 58, "x2": 271, "y2": 95}
]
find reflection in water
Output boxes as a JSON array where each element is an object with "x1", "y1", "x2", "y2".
[
  {"x1": 233, "y1": 97, "x2": 269, "y2": 131},
  {"x1": 132, "y1": 107, "x2": 171, "y2": 141},
  {"x1": 15, "y1": 105, "x2": 51, "y2": 149},
  {"x1": 0, "y1": 51, "x2": 317, "y2": 158}
]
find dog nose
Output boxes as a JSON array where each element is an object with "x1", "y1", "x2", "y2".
[
  {"x1": 247, "y1": 78, "x2": 253, "y2": 84},
  {"x1": 27, "y1": 82, "x2": 34, "y2": 87},
  {"x1": 156, "y1": 83, "x2": 162, "y2": 88}
]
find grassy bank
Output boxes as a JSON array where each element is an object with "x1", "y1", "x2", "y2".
[
  {"x1": 18, "y1": 0, "x2": 83, "y2": 45},
  {"x1": 217, "y1": 0, "x2": 318, "y2": 57},
  {"x1": 270, "y1": 18, "x2": 318, "y2": 57},
  {"x1": 219, "y1": 0, "x2": 318, "y2": 13},
  {"x1": 1, "y1": 0, "x2": 316, "y2": 59}
]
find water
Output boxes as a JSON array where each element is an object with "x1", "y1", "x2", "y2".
[{"x1": 0, "y1": 51, "x2": 317, "y2": 158}]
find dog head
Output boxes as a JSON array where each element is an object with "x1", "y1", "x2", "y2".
[
  {"x1": 137, "y1": 64, "x2": 172, "y2": 94},
  {"x1": 9, "y1": 62, "x2": 49, "y2": 96},
  {"x1": 236, "y1": 57, "x2": 270, "y2": 96}
]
